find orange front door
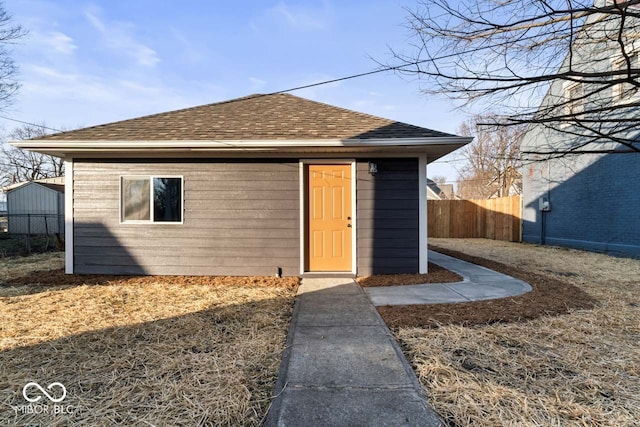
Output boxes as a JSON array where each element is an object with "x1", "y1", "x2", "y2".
[{"x1": 307, "y1": 164, "x2": 352, "y2": 271}]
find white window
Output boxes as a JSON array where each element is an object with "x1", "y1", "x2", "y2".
[
  {"x1": 121, "y1": 176, "x2": 183, "y2": 223},
  {"x1": 612, "y1": 51, "x2": 639, "y2": 102},
  {"x1": 565, "y1": 82, "x2": 584, "y2": 115}
]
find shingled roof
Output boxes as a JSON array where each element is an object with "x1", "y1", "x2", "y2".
[{"x1": 39, "y1": 93, "x2": 455, "y2": 141}]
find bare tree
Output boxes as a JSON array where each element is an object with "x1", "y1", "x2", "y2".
[
  {"x1": 430, "y1": 175, "x2": 447, "y2": 186},
  {"x1": 456, "y1": 115, "x2": 525, "y2": 199},
  {"x1": 0, "y1": 2, "x2": 25, "y2": 112},
  {"x1": 392, "y1": 0, "x2": 640, "y2": 156},
  {"x1": 0, "y1": 124, "x2": 64, "y2": 186}
]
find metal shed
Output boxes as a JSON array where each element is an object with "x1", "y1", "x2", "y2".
[{"x1": 7, "y1": 182, "x2": 65, "y2": 235}]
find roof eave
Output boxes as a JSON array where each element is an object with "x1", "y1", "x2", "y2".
[{"x1": 11, "y1": 136, "x2": 473, "y2": 160}]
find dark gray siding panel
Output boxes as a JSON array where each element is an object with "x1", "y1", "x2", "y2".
[
  {"x1": 356, "y1": 159, "x2": 419, "y2": 275},
  {"x1": 73, "y1": 159, "x2": 300, "y2": 276}
]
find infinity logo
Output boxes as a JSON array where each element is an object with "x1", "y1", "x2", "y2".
[{"x1": 22, "y1": 382, "x2": 67, "y2": 403}]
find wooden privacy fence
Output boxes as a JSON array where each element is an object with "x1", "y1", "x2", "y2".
[{"x1": 428, "y1": 195, "x2": 522, "y2": 241}]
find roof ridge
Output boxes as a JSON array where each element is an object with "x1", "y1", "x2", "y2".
[
  {"x1": 276, "y1": 93, "x2": 394, "y2": 123},
  {"x1": 274, "y1": 93, "x2": 452, "y2": 137},
  {"x1": 36, "y1": 93, "x2": 266, "y2": 140},
  {"x1": 33, "y1": 92, "x2": 458, "y2": 141}
]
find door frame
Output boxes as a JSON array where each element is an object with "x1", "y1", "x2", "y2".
[{"x1": 299, "y1": 159, "x2": 357, "y2": 275}]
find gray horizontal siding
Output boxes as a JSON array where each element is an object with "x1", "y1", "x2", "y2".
[
  {"x1": 357, "y1": 247, "x2": 418, "y2": 258},
  {"x1": 74, "y1": 198, "x2": 299, "y2": 211},
  {"x1": 75, "y1": 227, "x2": 299, "y2": 239},
  {"x1": 357, "y1": 209, "x2": 417, "y2": 220},
  {"x1": 360, "y1": 258, "x2": 418, "y2": 269},
  {"x1": 74, "y1": 264, "x2": 288, "y2": 276},
  {"x1": 78, "y1": 245, "x2": 299, "y2": 258},
  {"x1": 77, "y1": 256, "x2": 298, "y2": 268},
  {"x1": 75, "y1": 236, "x2": 297, "y2": 248},
  {"x1": 74, "y1": 189, "x2": 299, "y2": 200},
  {"x1": 356, "y1": 198, "x2": 419, "y2": 211},
  {"x1": 357, "y1": 238, "x2": 418, "y2": 249},
  {"x1": 356, "y1": 159, "x2": 419, "y2": 275},
  {"x1": 73, "y1": 159, "x2": 300, "y2": 276}
]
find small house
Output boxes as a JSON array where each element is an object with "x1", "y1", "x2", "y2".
[{"x1": 14, "y1": 94, "x2": 471, "y2": 275}]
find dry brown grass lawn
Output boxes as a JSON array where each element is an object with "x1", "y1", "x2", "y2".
[
  {"x1": 0, "y1": 251, "x2": 64, "y2": 284},
  {"x1": 392, "y1": 239, "x2": 640, "y2": 426},
  {"x1": 0, "y1": 256, "x2": 298, "y2": 426}
]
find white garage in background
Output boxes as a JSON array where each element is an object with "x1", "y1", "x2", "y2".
[{"x1": 7, "y1": 181, "x2": 65, "y2": 235}]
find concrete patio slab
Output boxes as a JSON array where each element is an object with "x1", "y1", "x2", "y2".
[
  {"x1": 365, "y1": 250, "x2": 532, "y2": 306},
  {"x1": 367, "y1": 283, "x2": 466, "y2": 306},
  {"x1": 444, "y1": 281, "x2": 531, "y2": 300}
]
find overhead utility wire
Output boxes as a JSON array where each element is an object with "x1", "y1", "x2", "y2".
[
  {"x1": 267, "y1": 63, "x2": 421, "y2": 95},
  {"x1": 1, "y1": 65, "x2": 419, "y2": 136},
  {"x1": 0, "y1": 59, "x2": 437, "y2": 135},
  {"x1": 0, "y1": 34, "x2": 527, "y2": 134},
  {"x1": 265, "y1": 28, "x2": 577, "y2": 96},
  {"x1": 0, "y1": 114, "x2": 63, "y2": 133}
]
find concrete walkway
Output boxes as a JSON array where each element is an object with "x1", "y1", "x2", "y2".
[
  {"x1": 266, "y1": 278, "x2": 443, "y2": 426},
  {"x1": 365, "y1": 250, "x2": 532, "y2": 306}
]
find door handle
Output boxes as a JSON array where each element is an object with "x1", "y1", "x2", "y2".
[{"x1": 347, "y1": 224, "x2": 352, "y2": 228}]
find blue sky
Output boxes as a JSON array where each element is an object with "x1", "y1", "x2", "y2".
[{"x1": 2, "y1": 0, "x2": 470, "y2": 181}]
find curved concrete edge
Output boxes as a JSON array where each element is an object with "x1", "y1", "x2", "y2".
[{"x1": 364, "y1": 250, "x2": 533, "y2": 306}]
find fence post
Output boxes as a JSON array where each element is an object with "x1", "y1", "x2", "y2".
[{"x1": 26, "y1": 213, "x2": 31, "y2": 254}]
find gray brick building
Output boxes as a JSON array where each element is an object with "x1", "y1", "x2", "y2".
[{"x1": 521, "y1": 8, "x2": 640, "y2": 258}]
